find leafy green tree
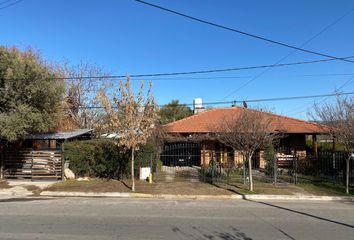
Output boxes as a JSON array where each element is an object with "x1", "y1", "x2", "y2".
[
  {"x1": 0, "y1": 46, "x2": 64, "y2": 142},
  {"x1": 158, "y1": 100, "x2": 193, "y2": 124}
]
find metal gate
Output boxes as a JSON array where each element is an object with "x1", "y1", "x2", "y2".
[
  {"x1": 158, "y1": 142, "x2": 201, "y2": 182},
  {"x1": 161, "y1": 142, "x2": 201, "y2": 167}
]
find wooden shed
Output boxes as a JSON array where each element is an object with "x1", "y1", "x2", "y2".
[{"x1": 0, "y1": 129, "x2": 93, "y2": 181}]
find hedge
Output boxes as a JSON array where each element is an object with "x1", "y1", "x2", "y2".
[{"x1": 64, "y1": 139, "x2": 156, "y2": 179}]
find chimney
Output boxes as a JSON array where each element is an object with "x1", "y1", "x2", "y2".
[
  {"x1": 243, "y1": 101, "x2": 248, "y2": 108},
  {"x1": 193, "y1": 98, "x2": 205, "y2": 114}
]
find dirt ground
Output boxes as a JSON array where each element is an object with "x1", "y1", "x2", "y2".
[
  {"x1": 213, "y1": 182, "x2": 304, "y2": 195},
  {"x1": 0, "y1": 181, "x2": 12, "y2": 189},
  {"x1": 45, "y1": 179, "x2": 233, "y2": 195},
  {"x1": 44, "y1": 178, "x2": 354, "y2": 196}
]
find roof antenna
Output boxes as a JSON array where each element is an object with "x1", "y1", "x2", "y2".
[{"x1": 243, "y1": 101, "x2": 248, "y2": 108}]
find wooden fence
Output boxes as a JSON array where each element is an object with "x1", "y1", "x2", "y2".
[{"x1": 2, "y1": 149, "x2": 63, "y2": 180}]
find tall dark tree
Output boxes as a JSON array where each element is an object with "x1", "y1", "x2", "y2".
[
  {"x1": 158, "y1": 100, "x2": 193, "y2": 124},
  {"x1": 0, "y1": 46, "x2": 64, "y2": 142}
]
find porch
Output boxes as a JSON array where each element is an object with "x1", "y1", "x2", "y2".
[{"x1": 161, "y1": 133, "x2": 311, "y2": 169}]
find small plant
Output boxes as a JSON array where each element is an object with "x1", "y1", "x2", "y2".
[{"x1": 264, "y1": 145, "x2": 276, "y2": 176}]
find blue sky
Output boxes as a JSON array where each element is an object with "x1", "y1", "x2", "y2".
[{"x1": 1, "y1": 0, "x2": 354, "y2": 119}]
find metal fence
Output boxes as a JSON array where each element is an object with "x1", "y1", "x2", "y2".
[
  {"x1": 303, "y1": 151, "x2": 354, "y2": 184},
  {"x1": 157, "y1": 143, "x2": 354, "y2": 187},
  {"x1": 157, "y1": 139, "x2": 353, "y2": 186},
  {"x1": 202, "y1": 151, "x2": 354, "y2": 186}
]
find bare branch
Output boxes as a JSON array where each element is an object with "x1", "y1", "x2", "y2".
[{"x1": 211, "y1": 109, "x2": 283, "y2": 191}]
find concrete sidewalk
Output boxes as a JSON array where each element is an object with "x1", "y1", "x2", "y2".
[
  {"x1": 39, "y1": 191, "x2": 354, "y2": 201},
  {"x1": 1, "y1": 180, "x2": 353, "y2": 201},
  {"x1": 0, "y1": 181, "x2": 55, "y2": 198}
]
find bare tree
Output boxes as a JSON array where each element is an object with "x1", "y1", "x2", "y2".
[
  {"x1": 97, "y1": 77, "x2": 158, "y2": 191},
  {"x1": 313, "y1": 96, "x2": 354, "y2": 194},
  {"x1": 62, "y1": 61, "x2": 111, "y2": 130},
  {"x1": 213, "y1": 109, "x2": 281, "y2": 191}
]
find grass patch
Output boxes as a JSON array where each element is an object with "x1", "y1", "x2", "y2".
[
  {"x1": 0, "y1": 181, "x2": 12, "y2": 189},
  {"x1": 23, "y1": 185, "x2": 42, "y2": 195},
  {"x1": 45, "y1": 173, "x2": 353, "y2": 196},
  {"x1": 214, "y1": 180, "x2": 299, "y2": 195},
  {"x1": 137, "y1": 181, "x2": 232, "y2": 195},
  {"x1": 297, "y1": 179, "x2": 354, "y2": 196},
  {"x1": 45, "y1": 179, "x2": 132, "y2": 193},
  {"x1": 278, "y1": 174, "x2": 354, "y2": 195},
  {"x1": 45, "y1": 178, "x2": 233, "y2": 195},
  {"x1": 211, "y1": 172, "x2": 301, "y2": 195},
  {"x1": 215, "y1": 172, "x2": 354, "y2": 196}
]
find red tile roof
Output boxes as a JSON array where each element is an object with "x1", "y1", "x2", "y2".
[{"x1": 163, "y1": 107, "x2": 328, "y2": 134}]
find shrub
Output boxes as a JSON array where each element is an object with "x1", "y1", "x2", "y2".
[
  {"x1": 264, "y1": 145, "x2": 276, "y2": 176},
  {"x1": 134, "y1": 141, "x2": 156, "y2": 174},
  {"x1": 64, "y1": 139, "x2": 157, "y2": 179},
  {"x1": 64, "y1": 139, "x2": 130, "y2": 179}
]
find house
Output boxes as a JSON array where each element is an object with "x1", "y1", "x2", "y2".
[
  {"x1": 161, "y1": 107, "x2": 328, "y2": 168},
  {"x1": 0, "y1": 129, "x2": 93, "y2": 181}
]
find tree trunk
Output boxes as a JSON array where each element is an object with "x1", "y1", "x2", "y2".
[
  {"x1": 0, "y1": 142, "x2": 3, "y2": 180},
  {"x1": 345, "y1": 155, "x2": 350, "y2": 195},
  {"x1": 248, "y1": 154, "x2": 254, "y2": 192},
  {"x1": 243, "y1": 155, "x2": 246, "y2": 185},
  {"x1": 131, "y1": 148, "x2": 135, "y2": 192},
  {"x1": 0, "y1": 148, "x2": 3, "y2": 180}
]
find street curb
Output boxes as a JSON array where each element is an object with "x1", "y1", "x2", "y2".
[
  {"x1": 39, "y1": 191, "x2": 354, "y2": 201},
  {"x1": 240, "y1": 194, "x2": 354, "y2": 201}
]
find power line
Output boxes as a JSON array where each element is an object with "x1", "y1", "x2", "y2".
[
  {"x1": 288, "y1": 76, "x2": 354, "y2": 116},
  {"x1": 8, "y1": 55, "x2": 354, "y2": 81},
  {"x1": 0, "y1": 0, "x2": 15, "y2": 5},
  {"x1": 102, "y1": 72, "x2": 354, "y2": 81},
  {"x1": 62, "y1": 72, "x2": 354, "y2": 86},
  {"x1": 221, "y1": 5, "x2": 354, "y2": 100},
  {"x1": 135, "y1": 0, "x2": 354, "y2": 64},
  {"x1": 290, "y1": 73, "x2": 354, "y2": 77},
  {"x1": 0, "y1": 0, "x2": 25, "y2": 10},
  {"x1": 80, "y1": 91, "x2": 354, "y2": 109},
  {"x1": 67, "y1": 56, "x2": 354, "y2": 78}
]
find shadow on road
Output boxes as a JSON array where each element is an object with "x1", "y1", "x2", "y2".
[
  {"x1": 250, "y1": 200, "x2": 354, "y2": 229},
  {"x1": 211, "y1": 182, "x2": 244, "y2": 196},
  {"x1": 171, "y1": 226, "x2": 253, "y2": 240},
  {"x1": 0, "y1": 197, "x2": 56, "y2": 203}
]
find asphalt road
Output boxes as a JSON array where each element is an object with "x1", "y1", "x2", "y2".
[{"x1": 0, "y1": 197, "x2": 353, "y2": 240}]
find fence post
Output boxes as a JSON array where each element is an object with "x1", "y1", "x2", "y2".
[
  {"x1": 243, "y1": 156, "x2": 246, "y2": 185},
  {"x1": 273, "y1": 155, "x2": 277, "y2": 185},
  {"x1": 211, "y1": 161, "x2": 214, "y2": 185},
  {"x1": 294, "y1": 156, "x2": 298, "y2": 184},
  {"x1": 202, "y1": 144, "x2": 206, "y2": 182},
  {"x1": 150, "y1": 152, "x2": 152, "y2": 171},
  {"x1": 61, "y1": 142, "x2": 65, "y2": 181},
  {"x1": 332, "y1": 152, "x2": 336, "y2": 182},
  {"x1": 332, "y1": 138, "x2": 336, "y2": 182},
  {"x1": 31, "y1": 150, "x2": 33, "y2": 181},
  {"x1": 0, "y1": 147, "x2": 3, "y2": 180},
  {"x1": 227, "y1": 156, "x2": 230, "y2": 185}
]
